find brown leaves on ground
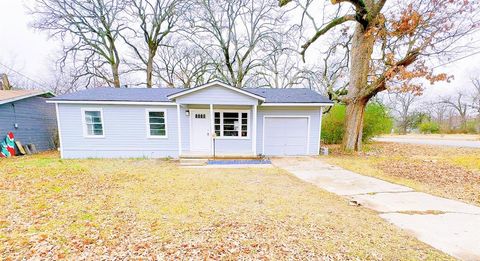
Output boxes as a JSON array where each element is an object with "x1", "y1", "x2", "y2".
[
  {"x1": 376, "y1": 159, "x2": 480, "y2": 205},
  {"x1": 0, "y1": 152, "x2": 448, "y2": 260},
  {"x1": 326, "y1": 142, "x2": 480, "y2": 205}
]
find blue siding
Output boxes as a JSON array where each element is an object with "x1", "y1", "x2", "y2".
[
  {"x1": 0, "y1": 97, "x2": 57, "y2": 151},
  {"x1": 256, "y1": 107, "x2": 322, "y2": 156},
  {"x1": 57, "y1": 104, "x2": 323, "y2": 158},
  {"x1": 214, "y1": 138, "x2": 252, "y2": 154},
  {"x1": 176, "y1": 85, "x2": 259, "y2": 105},
  {"x1": 58, "y1": 104, "x2": 189, "y2": 158}
]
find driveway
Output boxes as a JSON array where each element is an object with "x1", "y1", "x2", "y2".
[
  {"x1": 374, "y1": 137, "x2": 480, "y2": 148},
  {"x1": 273, "y1": 157, "x2": 480, "y2": 260}
]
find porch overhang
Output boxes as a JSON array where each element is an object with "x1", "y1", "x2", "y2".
[{"x1": 166, "y1": 80, "x2": 266, "y2": 102}]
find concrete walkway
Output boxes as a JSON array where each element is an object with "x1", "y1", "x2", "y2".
[{"x1": 272, "y1": 157, "x2": 480, "y2": 260}]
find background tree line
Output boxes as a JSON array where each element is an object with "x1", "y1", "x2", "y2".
[
  {"x1": 384, "y1": 77, "x2": 480, "y2": 135},
  {"x1": 29, "y1": 0, "x2": 322, "y2": 91},
  {"x1": 2, "y1": 0, "x2": 478, "y2": 151}
]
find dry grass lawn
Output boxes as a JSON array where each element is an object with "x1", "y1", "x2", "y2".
[
  {"x1": 325, "y1": 142, "x2": 480, "y2": 206},
  {"x1": 379, "y1": 134, "x2": 480, "y2": 141},
  {"x1": 0, "y1": 152, "x2": 450, "y2": 260}
]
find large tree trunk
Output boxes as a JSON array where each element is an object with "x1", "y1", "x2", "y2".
[
  {"x1": 112, "y1": 63, "x2": 121, "y2": 88},
  {"x1": 342, "y1": 24, "x2": 375, "y2": 151},
  {"x1": 146, "y1": 49, "x2": 156, "y2": 88},
  {"x1": 343, "y1": 99, "x2": 368, "y2": 151}
]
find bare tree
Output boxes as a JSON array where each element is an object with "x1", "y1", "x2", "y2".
[
  {"x1": 32, "y1": 0, "x2": 126, "y2": 87},
  {"x1": 471, "y1": 78, "x2": 480, "y2": 117},
  {"x1": 250, "y1": 29, "x2": 320, "y2": 89},
  {"x1": 469, "y1": 77, "x2": 480, "y2": 131},
  {"x1": 424, "y1": 101, "x2": 450, "y2": 131},
  {"x1": 280, "y1": 0, "x2": 479, "y2": 151},
  {"x1": 187, "y1": 0, "x2": 284, "y2": 87},
  {"x1": 154, "y1": 40, "x2": 214, "y2": 88},
  {"x1": 441, "y1": 92, "x2": 469, "y2": 131},
  {"x1": 387, "y1": 91, "x2": 419, "y2": 134},
  {"x1": 122, "y1": 0, "x2": 183, "y2": 87}
]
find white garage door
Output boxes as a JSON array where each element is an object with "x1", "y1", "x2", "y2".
[{"x1": 264, "y1": 117, "x2": 309, "y2": 156}]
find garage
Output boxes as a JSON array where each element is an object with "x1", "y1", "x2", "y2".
[{"x1": 263, "y1": 116, "x2": 309, "y2": 156}]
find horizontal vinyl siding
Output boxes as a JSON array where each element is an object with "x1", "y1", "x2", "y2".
[
  {"x1": 214, "y1": 139, "x2": 252, "y2": 154},
  {"x1": 257, "y1": 106, "x2": 322, "y2": 156},
  {"x1": 58, "y1": 104, "x2": 188, "y2": 158},
  {"x1": 176, "y1": 85, "x2": 259, "y2": 105},
  {"x1": 0, "y1": 97, "x2": 57, "y2": 151}
]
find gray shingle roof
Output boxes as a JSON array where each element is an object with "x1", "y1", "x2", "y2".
[
  {"x1": 246, "y1": 88, "x2": 332, "y2": 103},
  {"x1": 51, "y1": 87, "x2": 332, "y2": 104},
  {"x1": 51, "y1": 88, "x2": 183, "y2": 102}
]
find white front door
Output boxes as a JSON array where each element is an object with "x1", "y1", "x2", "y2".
[{"x1": 190, "y1": 109, "x2": 211, "y2": 153}]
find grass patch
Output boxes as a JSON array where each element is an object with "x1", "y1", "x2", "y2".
[{"x1": 0, "y1": 152, "x2": 450, "y2": 259}]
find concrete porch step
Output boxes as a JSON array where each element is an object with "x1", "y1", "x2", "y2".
[
  {"x1": 180, "y1": 154, "x2": 261, "y2": 160},
  {"x1": 179, "y1": 158, "x2": 208, "y2": 166}
]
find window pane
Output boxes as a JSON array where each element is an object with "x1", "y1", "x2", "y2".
[
  {"x1": 149, "y1": 111, "x2": 164, "y2": 118},
  {"x1": 223, "y1": 118, "x2": 237, "y2": 125},
  {"x1": 148, "y1": 111, "x2": 166, "y2": 136},
  {"x1": 223, "y1": 112, "x2": 239, "y2": 118},
  {"x1": 93, "y1": 129, "x2": 104, "y2": 135},
  {"x1": 150, "y1": 124, "x2": 165, "y2": 131},
  {"x1": 224, "y1": 131, "x2": 238, "y2": 136},
  {"x1": 85, "y1": 111, "x2": 102, "y2": 124},
  {"x1": 223, "y1": 124, "x2": 235, "y2": 131},
  {"x1": 85, "y1": 111, "x2": 103, "y2": 136},
  {"x1": 241, "y1": 131, "x2": 247, "y2": 137},
  {"x1": 242, "y1": 113, "x2": 247, "y2": 119},
  {"x1": 150, "y1": 129, "x2": 166, "y2": 136},
  {"x1": 85, "y1": 111, "x2": 100, "y2": 117},
  {"x1": 149, "y1": 117, "x2": 165, "y2": 124},
  {"x1": 87, "y1": 124, "x2": 103, "y2": 136}
]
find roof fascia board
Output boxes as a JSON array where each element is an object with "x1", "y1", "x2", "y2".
[
  {"x1": 167, "y1": 81, "x2": 266, "y2": 101},
  {"x1": 0, "y1": 91, "x2": 54, "y2": 105},
  {"x1": 46, "y1": 100, "x2": 177, "y2": 105},
  {"x1": 261, "y1": 103, "x2": 333, "y2": 107}
]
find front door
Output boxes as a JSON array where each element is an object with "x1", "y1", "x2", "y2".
[{"x1": 190, "y1": 109, "x2": 211, "y2": 153}]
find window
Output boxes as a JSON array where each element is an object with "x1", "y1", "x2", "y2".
[
  {"x1": 214, "y1": 111, "x2": 249, "y2": 138},
  {"x1": 83, "y1": 109, "x2": 104, "y2": 137},
  {"x1": 147, "y1": 110, "x2": 167, "y2": 137}
]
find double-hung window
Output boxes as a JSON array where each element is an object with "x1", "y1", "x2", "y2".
[
  {"x1": 214, "y1": 111, "x2": 248, "y2": 138},
  {"x1": 147, "y1": 110, "x2": 167, "y2": 138},
  {"x1": 82, "y1": 109, "x2": 104, "y2": 137}
]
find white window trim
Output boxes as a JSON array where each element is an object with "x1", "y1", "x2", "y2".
[
  {"x1": 81, "y1": 108, "x2": 105, "y2": 138},
  {"x1": 262, "y1": 115, "x2": 310, "y2": 155},
  {"x1": 146, "y1": 109, "x2": 168, "y2": 139},
  {"x1": 213, "y1": 109, "x2": 250, "y2": 140}
]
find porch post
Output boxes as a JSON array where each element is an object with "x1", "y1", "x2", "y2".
[
  {"x1": 210, "y1": 104, "x2": 214, "y2": 155},
  {"x1": 252, "y1": 104, "x2": 257, "y2": 156},
  {"x1": 177, "y1": 103, "x2": 182, "y2": 157}
]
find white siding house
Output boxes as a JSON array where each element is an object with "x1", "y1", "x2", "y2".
[{"x1": 48, "y1": 81, "x2": 333, "y2": 158}]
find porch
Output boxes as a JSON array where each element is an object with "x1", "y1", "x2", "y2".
[{"x1": 175, "y1": 103, "x2": 259, "y2": 158}]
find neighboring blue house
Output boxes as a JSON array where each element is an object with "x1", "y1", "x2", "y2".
[
  {"x1": 48, "y1": 81, "x2": 333, "y2": 159},
  {"x1": 0, "y1": 90, "x2": 57, "y2": 151}
]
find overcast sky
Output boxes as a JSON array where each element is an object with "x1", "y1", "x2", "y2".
[{"x1": 1, "y1": 0, "x2": 479, "y2": 98}]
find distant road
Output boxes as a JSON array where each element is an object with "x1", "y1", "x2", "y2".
[{"x1": 374, "y1": 137, "x2": 480, "y2": 148}]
